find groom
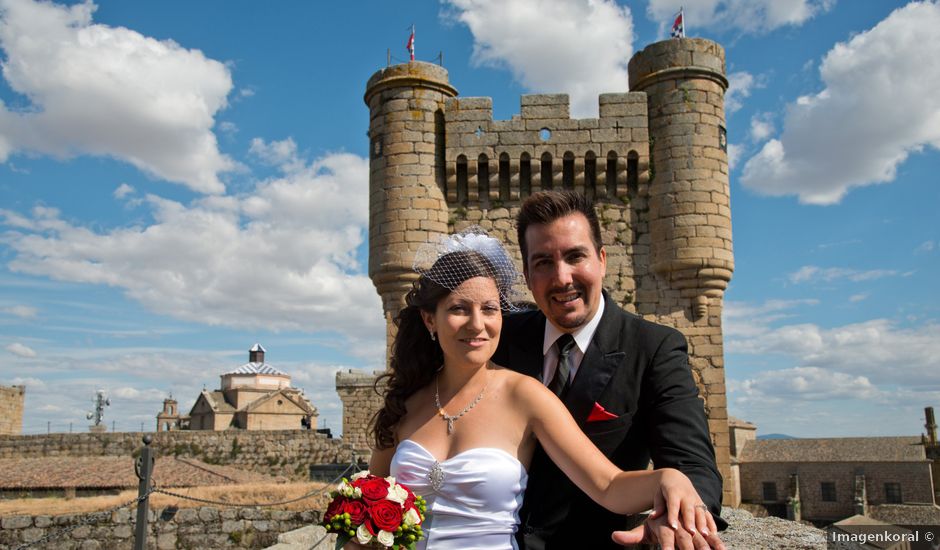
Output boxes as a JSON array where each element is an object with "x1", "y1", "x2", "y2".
[{"x1": 493, "y1": 191, "x2": 726, "y2": 550}]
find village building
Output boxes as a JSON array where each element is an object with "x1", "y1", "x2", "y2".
[
  {"x1": 156, "y1": 344, "x2": 318, "y2": 431},
  {"x1": 735, "y1": 407, "x2": 940, "y2": 527}
]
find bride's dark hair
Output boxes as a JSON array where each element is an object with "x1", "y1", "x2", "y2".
[{"x1": 371, "y1": 250, "x2": 500, "y2": 450}]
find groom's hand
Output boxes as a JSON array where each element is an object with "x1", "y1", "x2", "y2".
[{"x1": 612, "y1": 514, "x2": 726, "y2": 550}]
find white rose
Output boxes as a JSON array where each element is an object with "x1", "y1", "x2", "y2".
[
  {"x1": 386, "y1": 484, "x2": 408, "y2": 505},
  {"x1": 356, "y1": 524, "x2": 373, "y2": 545},
  {"x1": 351, "y1": 470, "x2": 370, "y2": 481},
  {"x1": 376, "y1": 530, "x2": 395, "y2": 547},
  {"x1": 403, "y1": 507, "x2": 421, "y2": 527},
  {"x1": 384, "y1": 475, "x2": 397, "y2": 485},
  {"x1": 337, "y1": 480, "x2": 354, "y2": 497}
]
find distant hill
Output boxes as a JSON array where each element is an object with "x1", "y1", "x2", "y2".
[{"x1": 757, "y1": 433, "x2": 797, "y2": 440}]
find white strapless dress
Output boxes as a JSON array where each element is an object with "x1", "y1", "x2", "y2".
[{"x1": 390, "y1": 439, "x2": 528, "y2": 550}]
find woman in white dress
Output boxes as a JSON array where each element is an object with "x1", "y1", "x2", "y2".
[{"x1": 366, "y1": 230, "x2": 716, "y2": 550}]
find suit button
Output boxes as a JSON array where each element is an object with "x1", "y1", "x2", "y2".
[{"x1": 523, "y1": 526, "x2": 535, "y2": 534}]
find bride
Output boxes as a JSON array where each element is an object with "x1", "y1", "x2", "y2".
[{"x1": 365, "y1": 229, "x2": 716, "y2": 550}]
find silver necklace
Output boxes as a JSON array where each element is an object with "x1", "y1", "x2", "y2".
[{"x1": 434, "y1": 372, "x2": 487, "y2": 435}]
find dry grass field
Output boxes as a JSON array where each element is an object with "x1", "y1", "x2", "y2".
[{"x1": 0, "y1": 481, "x2": 332, "y2": 517}]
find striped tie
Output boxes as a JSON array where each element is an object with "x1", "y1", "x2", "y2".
[{"x1": 548, "y1": 334, "x2": 576, "y2": 398}]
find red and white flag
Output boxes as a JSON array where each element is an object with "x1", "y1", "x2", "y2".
[
  {"x1": 671, "y1": 8, "x2": 685, "y2": 38},
  {"x1": 406, "y1": 25, "x2": 415, "y2": 61}
]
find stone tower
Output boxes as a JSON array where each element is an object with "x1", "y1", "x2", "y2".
[
  {"x1": 628, "y1": 38, "x2": 734, "y2": 504},
  {"x1": 364, "y1": 63, "x2": 458, "y2": 352},
  {"x1": 0, "y1": 385, "x2": 25, "y2": 435},
  {"x1": 364, "y1": 38, "x2": 735, "y2": 503}
]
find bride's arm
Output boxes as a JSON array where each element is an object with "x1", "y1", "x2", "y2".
[{"x1": 514, "y1": 376, "x2": 714, "y2": 536}]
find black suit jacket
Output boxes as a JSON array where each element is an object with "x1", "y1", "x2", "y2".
[{"x1": 492, "y1": 293, "x2": 725, "y2": 550}]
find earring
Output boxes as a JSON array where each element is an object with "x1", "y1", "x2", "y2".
[{"x1": 430, "y1": 330, "x2": 437, "y2": 341}]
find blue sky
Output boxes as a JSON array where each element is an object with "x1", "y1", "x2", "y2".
[{"x1": 0, "y1": 0, "x2": 937, "y2": 438}]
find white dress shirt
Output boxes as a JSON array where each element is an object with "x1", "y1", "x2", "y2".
[{"x1": 540, "y1": 293, "x2": 605, "y2": 386}]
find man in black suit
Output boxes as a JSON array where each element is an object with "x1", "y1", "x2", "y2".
[{"x1": 492, "y1": 191, "x2": 726, "y2": 550}]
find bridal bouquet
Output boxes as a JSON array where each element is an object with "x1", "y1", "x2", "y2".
[{"x1": 322, "y1": 470, "x2": 426, "y2": 549}]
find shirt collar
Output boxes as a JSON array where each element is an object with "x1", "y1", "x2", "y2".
[{"x1": 541, "y1": 293, "x2": 605, "y2": 355}]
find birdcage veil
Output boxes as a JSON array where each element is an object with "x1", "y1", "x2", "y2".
[{"x1": 413, "y1": 226, "x2": 524, "y2": 312}]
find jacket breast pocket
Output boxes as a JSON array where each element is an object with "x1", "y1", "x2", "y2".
[{"x1": 583, "y1": 411, "x2": 634, "y2": 454}]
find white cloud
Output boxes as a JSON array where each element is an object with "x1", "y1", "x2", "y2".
[
  {"x1": 0, "y1": 0, "x2": 236, "y2": 194},
  {"x1": 1, "y1": 149, "x2": 384, "y2": 351},
  {"x1": 915, "y1": 240, "x2": 935, "y2": 254},
  {"x1": 1, "y1": 304, "x2": 37, "y2": 318},
  {"x1": 848, "y1": 293, "x2": 868, "y2": 303},
  {"x1": 727, "y1": 143, "x2": 743, "y2": 170},
  {"x1": 442, "y1": 0, "x2": 634, "y2": 117},
  {"x1": 725, "y1": 71, "x2": 763, "y2": 114},
  {"x1": 5, "y1": 342, "x2": 36, "y2": 357},
  {"x1": 113, "y1": 183, "x2": 135, "y2": 199},
  {"x1": 724, "y1": 298, "x2": 819, "y2": 337},
  {"x1": 749, "y1": 112, "x2": 774, "y2": 142},
  {"x1": 647, "y1": 0, "x2": 834, "y2": 34},
  {"x1": 741, "y1": 2, "x2": 940, "y2": 204},
  {"x1": 731, "y1": 367, "x2": 882, "y2": 405},
  {"x1": 729, "y1": 319, "x2": 940, "y2": 387},
  {"x1": 788, "y1": 265, "x2": 899, "y2": 284}
]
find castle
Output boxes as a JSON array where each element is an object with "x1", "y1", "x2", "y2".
[{"x1": 363, "y1": 37, "x2": 735, "y2": 504}]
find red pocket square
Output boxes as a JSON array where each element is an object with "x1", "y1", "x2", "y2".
[{"x1": 587, "y1": 402, "x2": 618, "y2": 422}]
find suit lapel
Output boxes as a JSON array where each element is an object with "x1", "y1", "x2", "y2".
[{"x1": 563, "y1": 295, "x2": 626, "y2": 424}]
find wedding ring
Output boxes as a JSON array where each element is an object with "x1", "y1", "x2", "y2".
[{"x1": 695, "y1": 504, "x2": 709, "y2": 511}]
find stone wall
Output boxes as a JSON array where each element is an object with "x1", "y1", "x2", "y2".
[
  {"x1": 0, "y1": 385, "x2": 25, "y2": 436},
  {"x1": 335, "y1": 370, "x2": 386, "y2": 454},
  {"x1": 0, "y1": 505, "x2": 318, "y2": 549},
  {"x1": 0, "y1": 430, "x2": 354, "y2": 480},
  {"x1": 740, "y1": 462, "x2": 935, "y2": 522}
]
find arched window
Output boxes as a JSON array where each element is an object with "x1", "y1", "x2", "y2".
[
  {"x1": 606, "y1": 151, "x2": 618, "y2": 198},
  {"x1": 478, "y1": 154, "x2": 490, "y2": 205},
  {"x1": 520, "y1": 153, "x2": 532, "y2": 197},
  {"x1": 584, "y1": 151, "x2": 597, "y2": 201},
  {"x1": 456, "y1": 155, "x2": 468, "y2": 206},
  {"x1": 499, "y1": 152, "x2": 510, "y2": 202},
  {"x1": 540, "y1": 152, "x2": 553, "y2": 190},
  {"x1": 627, "y1": 150, "x2": 639, "y2": 197},
  {"x1": 562, "y1": 152, "x2": 575, "y2": 190}
]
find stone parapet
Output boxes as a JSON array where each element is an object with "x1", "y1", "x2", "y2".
[
  {"x1": 0, "y1": 506, "x2": 318, "y2": 550},
  {"x1": 0, "y1": 430, "x2": 353, "y2": 480}
]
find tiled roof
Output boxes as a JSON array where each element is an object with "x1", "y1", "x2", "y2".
[
  {"x1": 244, "y1": 389, "x2": 317, "y2": 415},
  {"x1": 223, "y1": 363, "x2": 288, "y2": 376},
  {"x1": 0, "y1": 456, "x2": 278, "y2": 490},
  {"x1": 739, "y1": 436, "x2": 925, "y2": 463},
  {"x1": 869, "y1": 504, "x2": 940, "y2": 526},
  {"x1": 201, "y1": 391, "x2": 235, "y2": 413}
]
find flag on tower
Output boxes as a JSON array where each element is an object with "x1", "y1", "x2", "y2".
[
  {"x1": 671, "y1": 8, "x2": 685, "y2": 38},
  {"x1": 406, "y1": 25, "x2": 415, "y2": 61}
]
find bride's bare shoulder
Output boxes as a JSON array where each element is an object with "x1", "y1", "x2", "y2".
[{"x1": 490, "y1": 366, "x2": 551, "y2": 401}]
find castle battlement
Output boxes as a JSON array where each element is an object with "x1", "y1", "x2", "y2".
[{"x1": 443, "y1": 93, "x2": 648, "y2": 207}]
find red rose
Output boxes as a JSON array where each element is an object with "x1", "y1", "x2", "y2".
[
  {"x1": 358, "y1": 476, "x2": 390, "y2": 502},
  {"x1": 324, "y1": 496, "x2": 347, "y2": 523},
  {"x1": 370, "y1": 499, "x2": 404, "y2": 532},
  {"x1": 404, "y1": 492, "x2": 415, "y2": 510},
  {"x1": 341, "y1": 499, "x2": 367, "y2": 525}
]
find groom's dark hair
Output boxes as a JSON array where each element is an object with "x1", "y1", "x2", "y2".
[{"x1": 516, "y1": 190, "x2": 603, "y2": 265}]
